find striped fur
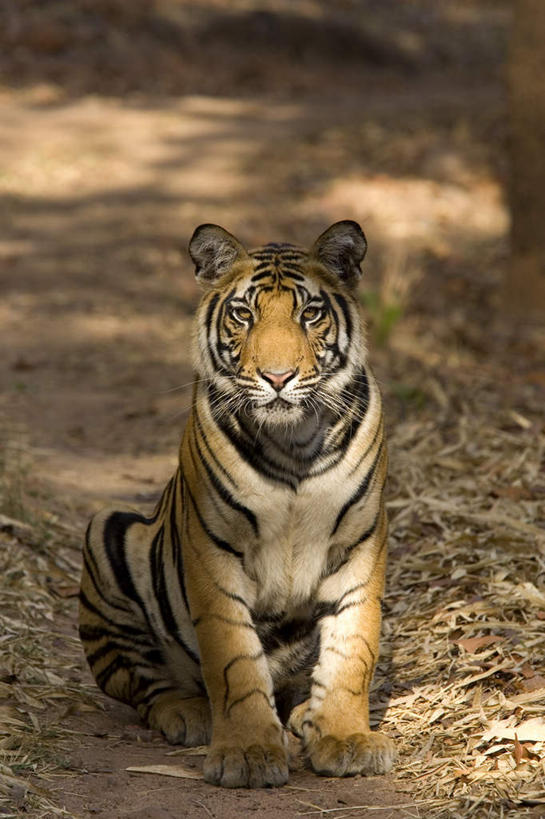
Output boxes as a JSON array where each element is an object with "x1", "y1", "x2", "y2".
[{"x1": 79, "y1": 220, "x2": 395, "y2": 788}]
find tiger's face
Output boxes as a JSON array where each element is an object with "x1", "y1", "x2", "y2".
[{"x1": 190, "y1": 221, "x2": 368, "y2": 428}]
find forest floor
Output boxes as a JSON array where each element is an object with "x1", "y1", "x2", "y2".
[{"x1": 1, "y1": 2, "x2": 545, "y2": 817}]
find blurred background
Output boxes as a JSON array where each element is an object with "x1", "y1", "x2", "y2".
[
  {"x1": 2, "y1": 0, "x2": 542, "y2": 506},
  {"x1": 1, "y1": 2, "x2": 545, "y2": 817}
]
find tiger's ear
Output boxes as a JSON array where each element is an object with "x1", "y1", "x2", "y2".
[
  {"x1": 311, "y1": 220, "x2": 367, "y2": 287},
  {"x1": 189, "y1": 224, "x2": 249, "y2": 283}
]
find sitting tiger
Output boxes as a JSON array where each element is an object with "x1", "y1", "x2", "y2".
[{"x1": 79, "y1": 220, "x2": 395, "y2": 788}]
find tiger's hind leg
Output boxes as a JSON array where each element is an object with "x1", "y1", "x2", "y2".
[
  {"x1": 80, "y1": 586, "x2": 212, "y2": 746},
  {"x1": 143, "y1": 692, "x2": 211, "y2": 746},
  {"x1": 80, "y1": 507, "x2": 210, "y2": 747}
]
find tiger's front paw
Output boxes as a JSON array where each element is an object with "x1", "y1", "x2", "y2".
[
  {"x1": 204, "y1": 742, "x2": 289, "y2": 788},
  {"x1": 306, "y1": 731, "x2": 395, "y2": 777}
]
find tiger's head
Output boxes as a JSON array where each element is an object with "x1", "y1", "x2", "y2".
[{"x1": 189, "y1": 220, "x2": 368, "y2": 429}]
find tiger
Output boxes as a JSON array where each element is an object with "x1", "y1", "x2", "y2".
[{"x1": 79, "y1": 220, "x2": 395, "y2": 789}]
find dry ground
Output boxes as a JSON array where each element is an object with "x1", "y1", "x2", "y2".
[{"x1": 1, "y1": 2, "x2": 545, "y2": 817}]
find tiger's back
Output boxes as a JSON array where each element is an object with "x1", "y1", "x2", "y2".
[{"x1": 79, "y1": 220, "x2": 394, "y2": 788}]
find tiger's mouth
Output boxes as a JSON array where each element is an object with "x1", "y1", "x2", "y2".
[
  {"x1": 247, "y1": 393, "x2": 317, "y2": 429},
  {"x1": 262, "y1": 396, "x2": 295, "y2": 409}
]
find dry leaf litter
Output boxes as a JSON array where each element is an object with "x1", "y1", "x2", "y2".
[
  {"x1": 0, "y1": 433, "x2": 97, "y2": 817},
  {"x1": 374, "y1": 364, "x2": 545, "y2": 818}
]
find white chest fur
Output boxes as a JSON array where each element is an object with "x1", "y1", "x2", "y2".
[{"x1": 242, "y1": 461, "x2": 361, "y2": 614}]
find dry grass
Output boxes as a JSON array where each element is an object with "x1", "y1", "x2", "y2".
[
  {"x1": 372, "y1": 363, "x2": 545, "y2": 818},
  {"x1": 0, "y1": 452, "x2": 97, "y2": 817}
]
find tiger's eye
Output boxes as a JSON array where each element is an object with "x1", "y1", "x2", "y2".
[
  {"x1": 302, "y1": 306, "x2": 323, "y2": 323},
  {"x1": 230, "y1": 306, "x2": 252, "y2": 323}
]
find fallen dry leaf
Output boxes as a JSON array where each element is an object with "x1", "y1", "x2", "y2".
[
  {"x1": 520, "y1": 662, "x2": 537, "y2": 679},
  {"x1": 453, "y1": 634, "x2": 504, "y2": 653},
  {"x1": 492, "y1": 486, "x2": 534, "y2": 501},
  {"x1": 454, "y1": 659, "x2": 513, "y2": 689},
  {"x1": 507, "y1": 688, "x2": 545, "y2": 707},
  {"x1": 126, "y1": 764, "x2": 203, "y2": 780},
  {"x1": 482, "y1": 717, "x2": 545, "y2": 743},
  {"x1": 521, "y1": 676, "x2": 545, "y2": 693},
  {"x1": 513, "y1": 734, "x2": 524, "y2": 765},
  {"x1": 53, "y1": 584, "x2": 80, "y2": 598}
]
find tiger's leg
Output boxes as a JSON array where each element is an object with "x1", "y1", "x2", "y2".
[
  {"x1": 79, "y1": 508, "x2": 211, "y2": 746},
  {"x1": 184, "y1": 545, "x2": 288, "y2": 787},
  {"x1": 302, "y1": 534, "x2": 395, "y2": 777}
]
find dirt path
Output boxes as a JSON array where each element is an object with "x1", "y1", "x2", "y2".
[{"x1": 54, "y1": 696, "x2": 411, "y2": 818}]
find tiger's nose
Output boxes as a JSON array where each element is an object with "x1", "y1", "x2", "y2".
[{"x1": 259, "y1": 369, "x2": 296, "y2": 391}]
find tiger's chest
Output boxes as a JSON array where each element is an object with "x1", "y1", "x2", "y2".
[
  {"x1": 186, "y1": 389, "x2": 384, "y2": 617},
  {"x1": 241, "y1": 469, "x2": 357, "y2": 614}
]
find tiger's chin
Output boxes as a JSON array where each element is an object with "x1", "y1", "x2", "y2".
[{"x1": 251, "y1": 399, "x2": 307, "y2": 429}]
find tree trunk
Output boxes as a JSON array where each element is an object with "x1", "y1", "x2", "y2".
[{"x1": 506, "y1": 0, "x2": 545, "y2": 315}]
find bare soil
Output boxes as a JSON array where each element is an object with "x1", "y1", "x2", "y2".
[
  {"x1": 2, "y1": 2, "x2": 544, "y2": 818},
  {"x1": 57, "y1": 700, "x2": 409, "y2": 818}
]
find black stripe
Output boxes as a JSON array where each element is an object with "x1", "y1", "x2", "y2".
[
  {"x1": 330, "y1": 442, "x2": 383, "y2": 535},
  {"x1": 150, "y1": 526, "x2": 182, "y2": 643},
  {"x1": 79, "y1": 589, "x2": 126, "y2": 628},
  {"x1": 82, "y1": 550, "x2": 126, "y2": 612},
  {"x1": 215, "y1": 290, "x2": 236, "y2": 371},
  {"x1": 344, "y1": 510, "x2": 380, "y2": 556},
  {"x1": 170, "y1": 475, "x2": 191, "y2": 613},
  {"x1": 213, "y1": 579, "x2": 250, "y2": 610},
  {"x1": 348, "y1": 413, "x2": 381, "y2": 477},
  {"x1": 223, "y1": 651, "x2": 265, "y2": 705},
  {"x1": 133, "y1": 683, "x2": 177, "y2": 709},
  {"x1": 153, "y1": 476, "x2": 175, "y2": 520},
  {"x1": 95, "y1": 653, "x2": 134, "y2": 690},
  {"x1": 205, "y1": 292, "x2": 220, "y2": 333},
  {"x1": 86, "y1": 640, "x2": 152, "y2": 669},
  {"x1": 79, "y1": 622, "x2": 149, "y2": 642},
  {"x1": 103, "y1": 512, "x2": 146, "y2": 604},
  {"x1": 336, "y1": 582, "x2": 369, "y2": 609},
  {"x1": 193, "y1": 423, "x2": 258, "y2": 535},
  {"x1": 314, "y1": 601, "x2": 338, "y2": 620},
  {"x1": 194, "y1": 411, "x2": 236, "y2": 490},
  {"x1": 101, "y1": 512, "x2": 158, "y2": 638},
  {"x1": 279, "y1": 263, "x2": 304, "y2": 275},
  {"x1": 225, "y1": 689, "x2": 273, "y2": 717},
  {"x1": 82, "y1": 524, "x2": 128, "y2": 612},
  {"x1": 331, "y1": 291, "x2": 353, "y2": 343},
  {"x1": 335, "y1": 599, "x2": 366, "y2": 616},
  {"x1": 148, "y1": 515, "x2": 206, "y2": 665},
  {"x1": 185, "y1": 483, "x2": 243, "y2": 558},
  {"x1": 324, "y1": 511, "x2": 380, "y2": 577},
  {"x1": 204, "y1": 292, "x2": 231, "y2": 375},
  {"x1": 208, "y1": 389, "x2": 299, "y2": 489},
  {"x1": 330, "y1": 371, "x2": 370, "y2": 453}
]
